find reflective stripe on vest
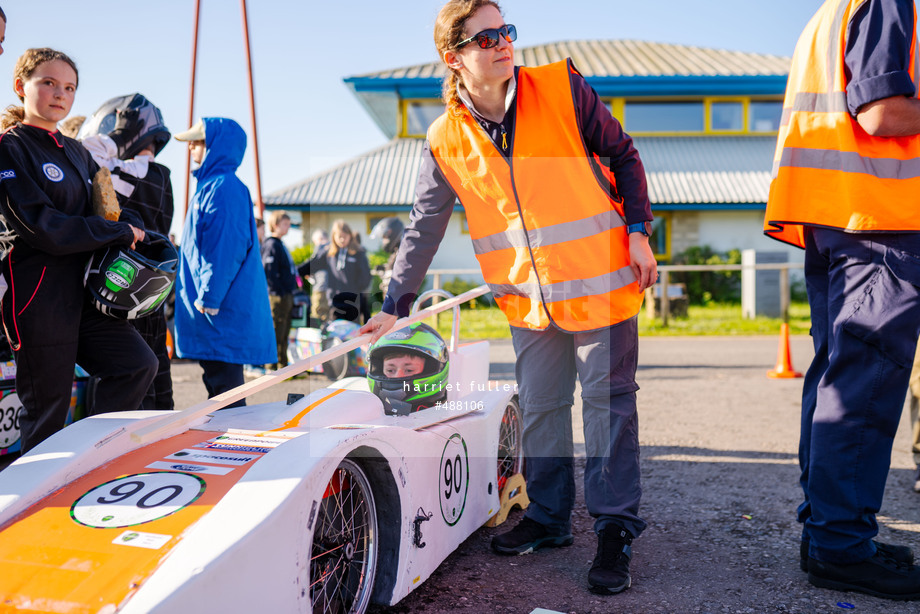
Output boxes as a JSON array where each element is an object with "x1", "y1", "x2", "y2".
[
  {"x1": 764, "y1": 0, "x2": 920, "y2": 248},
  {"x1": 428, "y1": 59, "x2": 642, "y2": 331}
]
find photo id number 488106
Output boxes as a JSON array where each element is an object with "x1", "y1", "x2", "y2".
[{"x1": 435, "y1": 400, "x2": 484, "y2": 411}]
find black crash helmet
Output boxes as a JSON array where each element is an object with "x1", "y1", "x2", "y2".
[
  {"x1": 369, "y1": 217, "x2": 405, "y2": 254},
  {"x1": 78, "y1": 93, "x2": 171, "y2": 160},
  {"x1": 84, "y1": 231, "x2": 178, "y2": 320}
]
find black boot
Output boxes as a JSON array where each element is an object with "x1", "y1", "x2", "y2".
[
  {"x1": 808, "y1": 550, "x2": 920, "y2": 601},
  {"x1": 588, "y1": 526, "x2": 633, "y2": 595},
  {"x1": 490, "y1": 517, "x2": 573, "y2": 555},
  {"x1": 800, "y1": 539, "x2": 914, "y2": 572}
]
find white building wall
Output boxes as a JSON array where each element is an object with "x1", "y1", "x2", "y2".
[{"x1": 695, "y1": 210, "x2": 804, "y2": 264}]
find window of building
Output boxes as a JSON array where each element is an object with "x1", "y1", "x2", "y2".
[
  {"x1": 404, "y1": 101, "x2": 445, "y2": 137},
  {"x1": 710, "y1": 101, "x2": 744, "y2": 132},
  {"x1": 749, "y1": 101, "x2": 783, "y2": 132},
  {"x1": 624, "y1": 102, "x2": 704, "y2": 133},
  {"x1": 611, "y1": 97, "x2": 783, "y2": 135}
]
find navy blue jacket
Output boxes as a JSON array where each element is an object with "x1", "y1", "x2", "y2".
[{"x1": 262, "y1": 236, "x2": 297, "y2": 296}]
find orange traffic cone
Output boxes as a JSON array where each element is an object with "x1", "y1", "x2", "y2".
[{"x1": 768, "y1": 323, "x2": 802, "y2": 379}]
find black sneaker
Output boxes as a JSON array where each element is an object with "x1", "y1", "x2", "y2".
[
  {"x1": 914, "y1": 466, "x2": 920, "y2": 493},
  {"x1": 588, "y1": 527, "x2": 633, "y2": 595},
  {"x1": 808, "y1": 550, "x2": 920, "y2": 600},
  {"x1": 490, "y1": 517, "x2": 573, "y2": 555},
  {"x1": 800, "y1": 540, "x2": 914, "y2": 572}
]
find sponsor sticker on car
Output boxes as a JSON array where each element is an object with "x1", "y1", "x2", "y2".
[
  {"x1": 196, "y1": 442, "x2": 273, "y2": 454},
  {"x1": 146, "y1": 461, "x2": 235, "y2": 476},
  {"x1": 165, "y1": 448, "x2": 258, "y2": 466},
  {"x1": 208, "y1": 434, "x2": 289, "y2": 448},
  {"x1": 112, "y1": 531, "x2": 173, "y2": 550}
]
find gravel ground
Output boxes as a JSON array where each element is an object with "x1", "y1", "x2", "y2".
[
  {"x1": 363, "y1": 336, "x2": 920, "y2": 614},
  {"x1": 7, "y1": 335, "x2": 918, "y2": 613}
]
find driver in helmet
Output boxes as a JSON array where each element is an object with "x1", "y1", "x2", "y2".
[
  {"x1": 77, "y1": 93, "x2": 176, "y2": 411},
  {"x1": 366, "y1": 322, "x2": 448, "y2": 416}
]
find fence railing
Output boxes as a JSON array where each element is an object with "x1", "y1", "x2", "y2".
[
  {"x1": 420, "y1": 263, "x2": 805, "y2": 327},
  {"x1": 652, "y1": 262, "x2": 804, "y2": 327}
]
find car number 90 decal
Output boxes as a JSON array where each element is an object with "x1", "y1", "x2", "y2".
[
  {"x1": 439, "y1": 433, "x2": 469, "y2": 526},
  {"x1": 70, "y1": 472, "x2": 206, "y2": 529}
]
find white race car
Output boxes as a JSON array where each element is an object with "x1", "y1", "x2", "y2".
[{"x1": 0, "y1": 288, "x2": 526, "y2": 613}]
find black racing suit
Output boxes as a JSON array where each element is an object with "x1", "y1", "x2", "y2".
[
  {"x1": 0, "y1": 123, "x2": 156, "y2": 453},
  {"x1": 113, "y1": 160, "x2": 175, "y2": 410}
]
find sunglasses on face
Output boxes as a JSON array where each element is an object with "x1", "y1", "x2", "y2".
[{"x1": 456, "y1": 24, "x2": 516, "y2": 49}]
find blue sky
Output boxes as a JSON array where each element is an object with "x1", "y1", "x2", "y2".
[{"x1": 5, "y1": 0, "x2": 821, "y2": 235}]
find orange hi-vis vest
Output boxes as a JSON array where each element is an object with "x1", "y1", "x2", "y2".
[
  {"x1": 765, "y1": 0, "x2": 920, "y2": 248},
  {"x1": 427, "y1": 59, "x2": 642, "y2": 332}
]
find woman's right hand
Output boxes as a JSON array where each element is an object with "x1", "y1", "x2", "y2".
[
  {"x1": 358, "y1": 311, "x2": 398, "y2": 344},
  {"x1": 128, "y1": 225, "x2": 145, "y2": 250}
]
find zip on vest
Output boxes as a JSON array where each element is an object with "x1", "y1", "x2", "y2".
[{"x1": 502, "y1": 102, "x2": 553, "y2": 319}]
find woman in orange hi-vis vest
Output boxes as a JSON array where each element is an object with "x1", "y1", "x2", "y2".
[
  {"x1": 764, "y1": 0, "x2": 920, "y2": 601},
  {"x1": 359, "y1": 0, "x2": 657, "y2": 596}
]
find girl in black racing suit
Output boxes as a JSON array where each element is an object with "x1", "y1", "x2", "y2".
[{"x1": 0, "y1": 48, "x2": 156, "y2": 453}]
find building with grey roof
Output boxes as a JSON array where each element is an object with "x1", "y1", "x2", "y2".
[{"x1": 266, "y1": 39, "x2": 794, "y2": 272}]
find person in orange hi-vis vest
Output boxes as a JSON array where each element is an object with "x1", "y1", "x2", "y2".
[
  {"x1": 359, "y1": 0, "x2": 657, "y2": 596},
  {"x1": 764, "y1": 0, "x2": 920, "y2": 601}
]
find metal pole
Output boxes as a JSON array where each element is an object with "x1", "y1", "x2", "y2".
[
  {"x1": 660, "y1": 270, "x2": 670, "y2": 327},
  {"x1": 433, "y1": 273, "x2": 442, "y2": 328},
  {"x1": 779, "y1": 266, "x2": 790, "y2": 324},
  {"x1": 241, "y1": 0, "x2": 265, "y2": 217},
  {"x1": 183, "y1": 0, "x2": 202, "y2": 221}
]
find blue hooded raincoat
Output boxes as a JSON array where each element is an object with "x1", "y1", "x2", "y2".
[{"x1": 174, "y1": 117, "x2": 275, "y2": 365}]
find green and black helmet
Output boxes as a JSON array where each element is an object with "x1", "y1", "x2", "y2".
[
  {"x1": 84, "y1": 231, "x2": 178, "y2": 319},
  {"x1": 367, "y1": 322, "x2": 449, "y2": 415}
]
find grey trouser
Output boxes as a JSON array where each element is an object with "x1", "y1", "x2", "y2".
[{"x1": 511, "y1": 316, "x2": 646, "y2": 538}]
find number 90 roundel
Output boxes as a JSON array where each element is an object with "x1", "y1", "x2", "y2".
[
  {"x1": 438, "y1": 433, "x2": 469, "y2": 526},
  {"x1": 70, "y1": 472, "x2": 206, "y2": 529}
]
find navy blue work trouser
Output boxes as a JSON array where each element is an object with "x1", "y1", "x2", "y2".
[
  {"x1": 130, "y1": 308, "x2": 174, "y2": 410},
  {"x1": 199, "y1": 359, "x2": 245, "y2": 408},
  {"x1": 801, "y1": 227, "x2": 920, "y2": 564},
  {"x1": 511, "y1": 316, "x2": 645, "y2": 538}
]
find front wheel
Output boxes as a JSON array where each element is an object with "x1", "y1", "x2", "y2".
[
  {"x1": 321, "y1": 336, "x2": 349, "y2": 381},
  {"x1": 310, "y1": 458, "x2": 378, "y2": 614},
  {"x1": 497, "y1": 397, "x2": 523, "y2": 493}
]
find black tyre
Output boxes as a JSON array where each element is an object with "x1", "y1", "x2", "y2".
[
  {"x1": 497, "y1": 397, "x2": 523, "y2": 493},
  {"x1": 321, "y1": 336, "x2": 349, "y2": 381},
  {"x1": 310, "y1": 458, "x2": 378, "y2": 614}
]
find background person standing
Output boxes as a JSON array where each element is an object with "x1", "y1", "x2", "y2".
[
  {"x1": 262, "y1": 210, "x2": 297, "y2": 369},
  {"x1": 79, "y1": 93, "x2": 175, "y2": 410},
  {"x1": 173, "y1": 117, "x2": 275, "y2": 405},
  {"x1": 298, "y1": 219, "x2": 371, "y2": 325}
]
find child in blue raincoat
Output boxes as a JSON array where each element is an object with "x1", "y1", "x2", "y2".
[{"x1": 173, "y1": 117, "x2": 275, "y2": 405}]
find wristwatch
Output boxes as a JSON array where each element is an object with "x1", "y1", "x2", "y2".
[{"x1": 627, "y1": 221, "x2": 653, "y2": 236}]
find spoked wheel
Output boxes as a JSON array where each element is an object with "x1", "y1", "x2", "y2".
[
  {"x1": 497, "y1": 398, "x2": 523, "y2": 493},
  {"x1": 310, "y1": 459, "x2": 378, "y2": 614}
]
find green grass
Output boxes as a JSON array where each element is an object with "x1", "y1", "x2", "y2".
[
  {"x1": 421, "y1": 307, "x2": 512, "y2": 340},
  {"x1": 421, "y1": 302, "x2": 812, "y2": 339},
  {"x1": 638, "y1": 301, "x2": 811, "y2": 336}
]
